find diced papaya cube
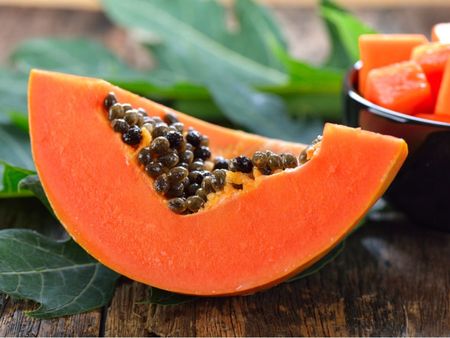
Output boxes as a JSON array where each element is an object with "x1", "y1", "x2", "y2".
[
  {"x1": 412, "y1": 42, "x2": 450, "y2": 107},
  {"x1": 359, "y1": 34, "x2": 428, "y2": 95},
  {"x1": 365, "y1": 61, "x2": 432, "y2": 115},
  {"x1": 435, "y1": 58, "x2": 450, "y2": 115},
  {"x1": 432, "y1": 23, "x2": 450, "y2": 43}
]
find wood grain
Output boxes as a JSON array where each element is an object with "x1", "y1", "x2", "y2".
[
  {"x1": 103, "y1": 280, "x2": 152, "y2": 337},
  {"x1": 1, "y1": 6, "x2": 450, "y2": 337}
]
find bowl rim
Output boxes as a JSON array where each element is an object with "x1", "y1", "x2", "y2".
[{"x1": 346, "y1": 62, "x2": 450, "y2": 129}]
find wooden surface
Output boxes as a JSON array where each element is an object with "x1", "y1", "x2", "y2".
[{"x1": 0, "y1": 6, "x2": 449, "y2": 337}]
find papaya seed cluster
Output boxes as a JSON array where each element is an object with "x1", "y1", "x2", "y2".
[{"x1": 104, "y1": 92, "x2": 317, "y2": 214}]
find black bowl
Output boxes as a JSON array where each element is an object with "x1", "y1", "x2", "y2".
[{"x1": 344, "y1": 63, "x2": 450, "y2": 231}]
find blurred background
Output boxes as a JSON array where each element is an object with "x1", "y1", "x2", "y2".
[
  {"x1": 0, "y1": 0, "x2": 449, "y2": 65},
  {"x1": 1, "y1": 0, "x2": 450, "y2": 180}
]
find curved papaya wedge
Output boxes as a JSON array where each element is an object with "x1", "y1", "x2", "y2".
[{"x1": 29, "y1": 70, "x2": 407, "y2": 295}]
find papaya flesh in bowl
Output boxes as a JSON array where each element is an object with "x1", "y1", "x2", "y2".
[{"x1": 29, "y1": 69, "x2": 407, "y2": 295}]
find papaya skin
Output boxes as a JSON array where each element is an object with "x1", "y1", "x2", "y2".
[{"x1": 29, "y1": 69, "x2": 408, "y2": 296}]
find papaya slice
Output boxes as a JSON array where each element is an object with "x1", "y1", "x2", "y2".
[
  {"x1": 364, "y1": 61, "x2": 432, "y2": 115},
  {"x1": 435, "y1": 58, "x2": 450, "y2": 116},
  {"x1": 358, "y1": 34, "x2": 428, "y2": 95},
  {"x1": 412, "y1": 42, "x2": 450, "y2": 108},
  {"x1": 29, "y1": 70, "x2": 408, "y2": 296},
  {"x1": 432, "y1": 23, "x2": 450, "y2": 43}
]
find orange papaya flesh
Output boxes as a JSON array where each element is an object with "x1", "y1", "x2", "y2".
[
  {"x1": 412, "y1": 42, "x2": 450, "y2": 107},
  {"x1": 435, "y1": 58, "x2": 450, "y2": 116},
  {"x1": 432, "y1": 23, "x2": 450, "y2": 43},
  {"x1": 364, "y1": 61, "x2": 432, "y2": 115},
  {"x1": 29, "y1": 70, "x2": 408, "y2": 296},
  {"x1": 358, "y1": 34, "x2": 428, "y2": 95}
]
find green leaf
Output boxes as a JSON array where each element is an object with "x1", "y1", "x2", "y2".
[
  {"x1": 0, "y1": 162, "x2": 35, "y2": 198},
  {"x1": 10, "y1": 38, "x2": 198, "y2": 102},
  {"x1": 8, "y1": 111, "x2": 29, "y2": 132},
  {"x1": 320, "y1": 0, "x2": 375, "y2": 69},
  {"x1": 102, "y1": 0, "x2": 288, "y2": 86},
  {"x1": 276, "y1": 49, "x2": 343, "y2": 93},
  {"x1": 270, "y1": 46, "x2": 344, "y2": 121},
  {"x1": 0, "y1": 229, "x2": 120, "y2": 318},
  {"x1": 0, "y1": 69, "x2": 28, "y2": 123},
  {"x1": 12, "y1": 38, "x2": 189, "y2": 95},
  {"x1": 11, "y1": 38, "x2": 142, "y2": 81},
  {"x1": 229, "y1": 0, "x2": 287, "y2": 72},
  {"x1": 103, "y1": 0, "x2": 324, "y2": 140},
  {"x1": 0, "y1": 124, "x2": 33, "y2": 170},
  {"x1": 282, "y1": 92, "x2": 342, "y2": 121},
  {"x1": 19, "y1": 175, "x2": 52, "y2": 213},
  {"x1": 207, "y1": 76, "x2": 323, "y2": 142}
]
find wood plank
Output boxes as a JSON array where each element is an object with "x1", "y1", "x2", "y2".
[{"x1": 103, "y1": 280, "x2": 151, "y2": 337}]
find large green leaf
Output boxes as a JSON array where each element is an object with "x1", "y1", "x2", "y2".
[
  {"x1": 225, "y1": 0, "x2": 287, "y2": 72},
  {"x1": 102, "y1": 0, "x2": 288, "y2": 86},
  {"x1": 207, "y1": 76, "x2": 323, "y2": 142},
  {"x1": 9, "y1": 38, "x2": 212, "y2": 110},
  {"x1": 102, "y1": 0, "x2": 323, "y2": 140},
  {"x1": 277, "y1": 51, "x2": 343, "y2": 93},
  {"x1": 270, "y1": 47, "x2": 344, "y2": 121},
  {"x1": 0, "y1": 229, "x2": 120, "y2": 318},
  {"x1": 320, "y1": 0, "x2": 375, "y2": 69},
  {"x1": 11, "y1": 38, "x2": 143, "y2": 81},
  {"x1": 11, "y1": 38, "x2": 196, "y2": 99}
]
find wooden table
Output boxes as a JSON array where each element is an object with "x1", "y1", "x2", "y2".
[{"x1": 0, "y1": 6, "x2": 449, "y2": 337}]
